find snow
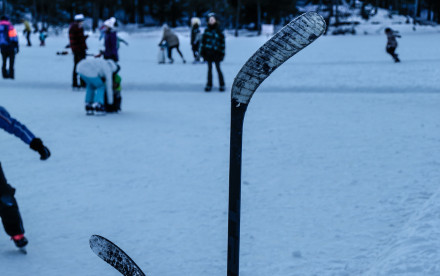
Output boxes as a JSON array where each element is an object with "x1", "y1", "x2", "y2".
[
  {"x1": 1, "y1": 25, "x2": 440, "y2": 276},
  {"x1": 299, "y1": 5, "x2": 440, "y2": 35}
]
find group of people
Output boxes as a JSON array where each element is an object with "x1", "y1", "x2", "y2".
[
  {"x1": 0, "y1": 15, "x2": 48, "y2": 80},
  {"x1": 1, "y1": 13, "x2": 403, "y2": 115},
  {"x1": 159, "y1": 13, "x2": 226, "y2": 92},
  {"x1": 69, "y1": 14, "x2": 122, "y2": 115},
  {"x1": 0, "y1": 11, "x2": 406, "y2": 253},
  {"x1": 21, "y1": 19, "x2": 47, "y2": 47}
]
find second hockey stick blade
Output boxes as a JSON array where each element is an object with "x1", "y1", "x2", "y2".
[{"x1": 89, "y1": 235, "x2": 146, "y2": 276}]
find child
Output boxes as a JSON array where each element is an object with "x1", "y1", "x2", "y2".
[
  {"x1": 158, "y1": 24, "x2": 186, "y2": 64},
  {"x1": 385, "y1": 28, "x2": 401, "y2": 63},
  {"x1": 158, "y1": 41, "x2": 167, "y2": 64},
  {"x1": 106, "y1": 73, "x2": 122, "y2": 113},
  {"x1": 39, "y1": 28, "x2": 47, "y2": 46},
  {"x1": 190, "y1": 17, "x2": 202, "y2": 63}
]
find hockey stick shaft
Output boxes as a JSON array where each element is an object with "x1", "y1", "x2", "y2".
[
  {"x1": 227, "y1": 100, "x2": 248, "y2": 276},
  {"x1": 227, "y1": 12, "x2": 326, "y2": 276}
]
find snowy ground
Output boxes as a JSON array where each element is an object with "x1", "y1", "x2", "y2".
[{"x1": 1, "y1": 27, "x2": 440, "y2": 276}]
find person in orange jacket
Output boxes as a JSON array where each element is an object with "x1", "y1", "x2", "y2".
[{"x1": 0, "y1": 15, "x2": 19, "y2": 79}]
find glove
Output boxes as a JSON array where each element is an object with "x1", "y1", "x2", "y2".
[{"x1": 30, "y1": 138, "x2": 51, "y2": 160}]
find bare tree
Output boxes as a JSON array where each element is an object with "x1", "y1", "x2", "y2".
[{"x1": 235, "y1": 0, "x2": 242, "y2": 36}]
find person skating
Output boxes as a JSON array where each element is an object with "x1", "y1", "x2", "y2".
[
  {"x1": 200, "y1": 13, "x2": 225, "y2": 92},
  {"x1": 158, "y1": 25, "x2": 186, "y2": 64},
  {"x1": 0, "y1": 15, "x2": 19, "y2": 79},
  {"x1": 39, "y1": 28, "x2": 47, "y2": 46},
  {"x1": 105, "y1": 72, "x2": 122, "y2": 113},
  {"x1": 22, "y1": 19, "x2": 32, "y2": 46},
  {"x1": 69, "y1": 14, "x2": 88, "y2": 88},
  {"x1": 76, "y1": 58, "x2": 120, "y2": 115},
  {"x1": 0, "y1": 106, "x2": 51, "y2": 250},
  {"x1": 385, "y1": 27, "x2": 401, "y2": 63},
  {"x1": 98, "y1": 17, "x2": 128, "y2": 50},
  {"x1": 190, "y1": 17, "x2": 202, "y2": 63},
  {"x1": 102, "y1": 18, "x2": 118, "y2": 62}
]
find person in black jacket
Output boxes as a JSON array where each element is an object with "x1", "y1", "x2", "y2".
[
  {"x1": 385, "y1": 27, "x2": 401, "y2": 63},
  {"x1": 200, "y1": 13, "x2": 225, "y2": 92},
  {"x1": 0, "y1": 106, "x2": 50, "y2": 250}
]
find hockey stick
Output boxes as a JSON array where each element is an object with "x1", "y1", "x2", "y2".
[
  {"x1": 89, "y1": 235, "x2": 146, "y2": 276},
  {"x1": 227, "y1": 12, "x2": 326, "y2": 276}
]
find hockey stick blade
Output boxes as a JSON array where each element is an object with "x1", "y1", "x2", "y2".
[
  {"x1": 89, "y1": 235, "x2": 146, "y2": 276},
  {"x1": 231, "y1": 12, "x2": 326, "y2": 105}
]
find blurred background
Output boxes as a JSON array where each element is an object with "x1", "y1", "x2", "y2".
[{"x1": 0, "y1": 0, "x2": 438, "y2": 35}]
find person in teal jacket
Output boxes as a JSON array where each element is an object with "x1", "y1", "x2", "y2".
[{"x1": 0, "y1": 106, "x2": 50, "y2": 250}]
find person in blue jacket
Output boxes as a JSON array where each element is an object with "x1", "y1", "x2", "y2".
[
  {"x1": 0, "y1": 15, "x2": 19, "y2": 79},
  {"x1": 0, "y1": 106, "x2": 50, "y2": 250}
]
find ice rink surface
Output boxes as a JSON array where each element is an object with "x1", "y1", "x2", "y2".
[{"x1": 1, "y1": 26, "x2": 440, "y2": 275}]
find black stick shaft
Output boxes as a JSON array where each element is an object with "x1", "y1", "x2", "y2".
[{"x1": 227, "y1": 99, "x2": 248, "y2": 276}]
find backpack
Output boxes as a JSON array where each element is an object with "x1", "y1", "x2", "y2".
[{"x1": 0, "y1": 24, "x2": 10, "y2": 46}]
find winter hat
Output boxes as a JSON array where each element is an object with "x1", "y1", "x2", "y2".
[
  {"x1": 104, "y1": 18, "x2": 116, "y2": 29},
  {"x1": 1, "y1": 15, "x2": 10, "y2": 21},
  {"x1": 207, "y1": 12, "x2": 216, "y2": 19},
  {"x1": 191, "y1": 17, "x2": 201, "y2": 27},
  {"x1": 74, "y1": 14, "x2": 85, "y2": 21}
]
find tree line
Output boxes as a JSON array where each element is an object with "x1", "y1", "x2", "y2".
[
  {"x1": 361, "y1": 0, "x2": 440, "y2": 23},
  {"x1": 1, "y1": 0, "x2": 438, "y2": 30}
]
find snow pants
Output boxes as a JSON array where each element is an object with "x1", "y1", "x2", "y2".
[
  {"x1": 1, "y1": 49, "x2": 15, "y2": 79},
  {"x1": 206, "y1": 61, "x2": 225, "y2": 87},
  {"x1": 192, "y1": 42, "x2": 200, "y2": 61},
  {"x1": 24, "y1": 30, "x2": 31, "y2": 46},
  {"x1": 0, "y1": 163, "x2": 25, "y2": 237},
  {"x1": 386, "y1": 46, "x2": 399, "y2": 62},
  {"x1": 167, "y1": 45, "x2": 184, "y2": 61},
  {"x1": 80, "y1": 75, "x2": 106, "y2": 105},
  {"x1": 72, "y1": 52, "x2": 86, "y2": 87}
]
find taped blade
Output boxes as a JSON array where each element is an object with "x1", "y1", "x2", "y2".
[
  {"x1": 89, "y1": 235, "x2": 146, "y2": 276},
  {"x1": 231, "y1": 12, "x2": 326, "y2": 105}
]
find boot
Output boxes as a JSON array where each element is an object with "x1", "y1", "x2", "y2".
[
  {"x1": 8, "y1": 69, "x2": 14, "y2": 79},
  {"x1": 12, "y1": 234, "x2": 28, "y2": 248},
  {"x1": 85, "y1": 103, "x2": 94, "y2": 115}
]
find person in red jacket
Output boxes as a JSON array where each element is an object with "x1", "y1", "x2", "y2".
[{"x1": 69, "y1": 14, "x2": 88, "y2": 88}]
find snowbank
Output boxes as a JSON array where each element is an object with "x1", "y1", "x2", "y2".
[{"x1": 366, "y1": 187, "x2": 440, "y2": 275}]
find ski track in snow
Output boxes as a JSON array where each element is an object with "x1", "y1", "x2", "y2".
[{"x1": 0, "y1": 27, "x2": 439, "y2": 276}]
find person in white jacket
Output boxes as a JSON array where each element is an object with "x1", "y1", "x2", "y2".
[{"x1": 76, "y1": 58, "x2": 120, "y2": 115}]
